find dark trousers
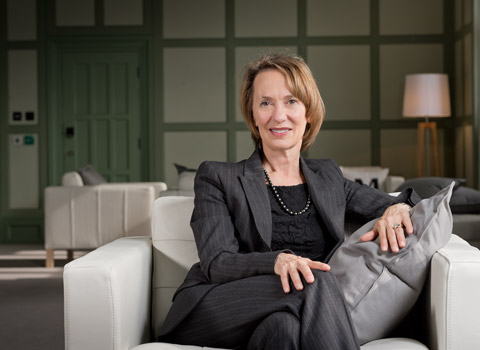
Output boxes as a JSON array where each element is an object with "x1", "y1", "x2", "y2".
[{"x1": 162, "y1": 270, "x2": 360, "y2": 350}]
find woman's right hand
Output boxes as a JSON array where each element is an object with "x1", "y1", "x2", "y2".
[{"x1": 274, "y1": 253, "x2": 330, "y2": 293}]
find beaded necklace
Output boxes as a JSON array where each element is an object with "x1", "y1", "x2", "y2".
[{"x1": 263, "y1": 168, "x2": 311, "y2": 216}]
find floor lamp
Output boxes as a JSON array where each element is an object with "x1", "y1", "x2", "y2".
[{"x1": 403, "y1": 74, "x2": 451, "y2": 177}]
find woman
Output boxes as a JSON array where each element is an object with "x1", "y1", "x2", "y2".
[{"x1": 158, "y1": 54, "x2": 418, "y2": 350}]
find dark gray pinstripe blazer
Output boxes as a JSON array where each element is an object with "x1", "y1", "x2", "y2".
[{"x1": 159, "y1": 148, "x2": 418, "y2": 336}]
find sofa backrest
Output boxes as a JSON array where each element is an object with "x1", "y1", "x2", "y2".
[
  {"x1": 45, "y1": 185, "x2": 155, "y2": 249},
  {"x1": 150, "y1": 196, "x2": 197, "y2": 336}
]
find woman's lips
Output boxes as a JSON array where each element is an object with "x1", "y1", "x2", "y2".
[{"x1": 270, "y1": 128, "x2": 290, "y2": 135}]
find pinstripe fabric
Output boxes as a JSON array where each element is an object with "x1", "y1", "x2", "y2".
[
  {"x1": 163, "y1": 272, "x2": 359, "y2": 350},
  {"x1": 158, "y1": 149, "x2": 419, "y2": 349}
]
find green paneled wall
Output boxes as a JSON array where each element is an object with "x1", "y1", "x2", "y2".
[{"x1": 0, "y1": 0, "x2": 478, "y2": 244}]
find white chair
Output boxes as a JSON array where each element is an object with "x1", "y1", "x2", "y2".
[
  {"x1": 44, "y1": 173, "x2": 167, "y2": 267},
  {"x1": 63, "y1": 196, "x2": 480, "y2": 350}
]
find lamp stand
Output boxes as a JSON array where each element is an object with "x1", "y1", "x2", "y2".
[{"x1": 417, "y1": 121, "x2": 440, "y2": 177}]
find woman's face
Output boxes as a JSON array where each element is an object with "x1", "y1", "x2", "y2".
[{"x1": 252, "y1": 69, "x2": 308, "y2": 154}]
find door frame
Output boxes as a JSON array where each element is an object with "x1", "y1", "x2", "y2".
[{"x1": 47, "y1": 37, "x2": 151, "y2": 185}]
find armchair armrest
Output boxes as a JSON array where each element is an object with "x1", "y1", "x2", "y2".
[
  {"x1": 429, "y1": 234, "x2": 480, "y2": 350},
  {"x1": 64, "y1": 236, "x2": 152, "y2": 350}
]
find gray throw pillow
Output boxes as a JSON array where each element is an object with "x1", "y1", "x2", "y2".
[
  {"x1": 329, "y1": 182, "x2": 453, "y2": 345},
  {"x1": 77, "y1": 164, "x2": 106, "y2": 185}
]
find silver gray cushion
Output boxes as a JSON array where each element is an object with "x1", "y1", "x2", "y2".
[
  {"x1": 77, "y1": 164, "x2": 106, "y2": 185},
  {"x1": 329, "y1": 183, "x2": 454, "y2": 345}
]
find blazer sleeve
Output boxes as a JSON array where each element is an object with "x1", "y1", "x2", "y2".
[{"x1": 190, "y1": 161, "x2": 279, "y2": 284}]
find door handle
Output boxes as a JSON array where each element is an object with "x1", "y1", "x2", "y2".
[{"x1": 65, "y1": 127, "x2": 75, "y2": 138}]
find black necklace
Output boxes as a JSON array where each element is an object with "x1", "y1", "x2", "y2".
[{"x1": 263, "y1": 168, "x2": 311, "y2": 216}]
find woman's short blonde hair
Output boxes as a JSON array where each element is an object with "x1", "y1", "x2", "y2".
[{"x1": 239, "y1": 54, "x2": 325, "y2": 151}]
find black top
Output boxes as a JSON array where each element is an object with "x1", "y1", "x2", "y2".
[{"x1": 267, "y1": 183, "x2": 331, "y2": 262}]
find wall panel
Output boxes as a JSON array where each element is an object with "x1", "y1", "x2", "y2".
[
  {"x1": 164, "y1": 47, "x2": 226, "y2": 123},
  {"x1": 309, "y1": 130, "x2": 371, "y2": 166},
  {"x1": 55, "y1": 0, "x2": 95, "y2": 26},
  {"x1": 8, "y1": 50, "x2": 38, "y2": 125},
  {"x1": 104, "y1": 0, "x2": 143, "y2": 26},
  {"x1": 235, "y1": 0, "x2": 297, "y2": 37},
  {"x1": 380, "y1": 0, "x2": 443, "y2": 35},
  {"x1": 308, "y1": 45, "x2": 370, "y2": 120},
  {"x1": 7, "y1": 0, "x2": 36, "y2": 41},
  {"x1": 307, "y1": 0, "x2": 369, "y2": 36},
  {"x1": 163, "y1": 0, "x2": 225, "y2": 38},
  {"x1": 9, "y1": 134, "x2": 39, "y2": 209}
]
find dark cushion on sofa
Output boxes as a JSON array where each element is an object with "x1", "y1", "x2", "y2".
[
  {"x1": 77, "y1": 164, "x2": 106, "y2": 185},
  {"x1": 395, "y1": 177, "x2": 480, "y2": 214},
  {"x1": 449, "y1": 187, "x2": 480, "y2": 214},
  {"x1": 395, "y1": 177, "x2": 465, "y2": 199}
]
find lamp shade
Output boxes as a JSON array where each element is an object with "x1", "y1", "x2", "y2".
[{"x1": 403, "y1": 74, "x2": 451, "y2": 118}]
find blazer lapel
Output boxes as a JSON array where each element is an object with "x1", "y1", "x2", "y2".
[
  {"x1": 239, "y1": 149, "x2": 273, "y2": 247},
  {"x1": 301, "y1": 157, "x2": 344, "y2": 243}
]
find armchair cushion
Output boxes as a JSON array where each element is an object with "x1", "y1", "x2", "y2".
[
  {"x1": 395, "y1": 177, "x2": 480, "y2": 214},
  {"x1": 62, "y1": 171, "x2": 84, "y2": 186},
  {"x1": 449, "y1": 186, "x2": 480, "y2": 214},
  {"x1": 77, "y1": 164, "x2": 107, "y2": 185},
  {"x1": 340, "y1": 166, "x2": 390, "y2": 191},
  {"x1": 329, "y1": 183, "x2": 454, "y2": 344},
  {"x1": 174, "y1": 163, "x2": 197, "y2": 192}
]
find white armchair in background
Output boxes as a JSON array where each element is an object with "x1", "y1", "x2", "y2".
[
  {"x1": 44, "y1": 172, "x2": 167, "y2": 268},
  {"x1": 64, "y1": 196, "x2": 480, "y2": 350},
  {"x1": 61, "y1": 171, "x2": 168, "y2": 198}
]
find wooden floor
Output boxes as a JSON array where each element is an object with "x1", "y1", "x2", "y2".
[{"x1": 0, "y1": 245, "x2": 88, "y2": 350}]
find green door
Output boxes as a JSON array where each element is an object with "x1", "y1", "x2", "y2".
[{"x1": 61, "y1": 51, "x2": 141, "y2": 182}]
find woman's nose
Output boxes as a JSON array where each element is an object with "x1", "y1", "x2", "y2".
[{"x1": 272, "y1": 104, "x2": 287, "y2": 122}]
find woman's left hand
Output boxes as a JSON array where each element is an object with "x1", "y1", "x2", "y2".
[{"x1": 360, "y1": 203, "x2": 413, "y2": 252}]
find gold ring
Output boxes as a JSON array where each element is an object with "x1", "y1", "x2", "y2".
[{"x1": 393, "y1": 223, "x2": 402, "y2": 229}]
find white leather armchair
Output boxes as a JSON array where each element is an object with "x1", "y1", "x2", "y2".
[
  {"x1": 64, "y1": 197, "x2": 480, "y2": 350},
  {"x1": 44, "y1": 175, "x2": 167, "y2": 268}
]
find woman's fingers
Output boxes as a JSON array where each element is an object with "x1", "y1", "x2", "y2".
[
  {"x1": 280, "y1": 269, "x2": 291, "y2": 294},
  {"x1": 363, "y1": 203, "x2": 414, "y2": 253},
  {"x1": 402, "y1": 212, "x2": 414, "y2": 234},
  {"x1": 275, "y1": 254, "x2": 330, "y2": 293},
  {"x1": 298, "y1": 259, "x2": 314, "y2": 284},
  {"x1": 395, "y1": 226, "x2": 406, "y2": 248},
  {"x1": 289, "y1": 264, "x2": 304, "y2": 291},
  {"x1": 377, "y1": 223, "x2": 389, "y2": 252},
  {"x1": 360, "y1": 230, "x2": 377, "y2": 242},
  {"x1": 309, "y1": 260, "x2": 330, "y2": 272},
  {"x1": 387, "y1": 225, "x2": 400, "y2": 252}
]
